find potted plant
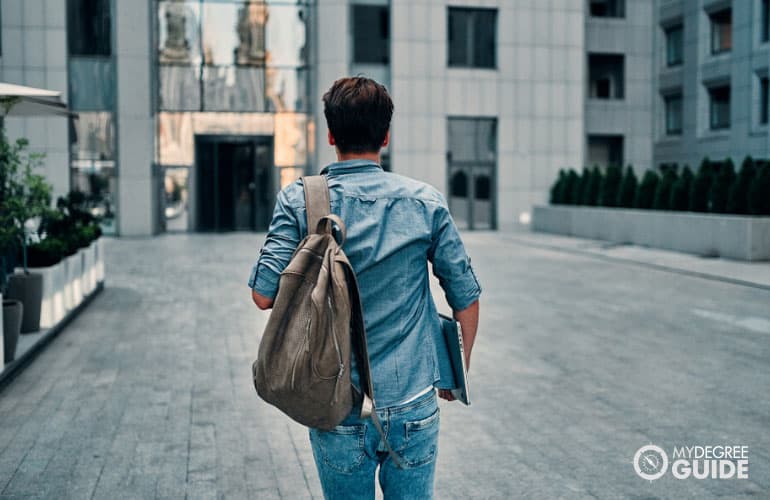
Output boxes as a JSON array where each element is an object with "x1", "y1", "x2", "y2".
[
  {"x1": 2, "y1": 131, "x2": 51, "y2": 334},
  {"x1": 0, "y1": 130, "x2": 25, "y2": 360},
  {"x1": 23, "y1": 232, "x2": 67, "y2": 329}
]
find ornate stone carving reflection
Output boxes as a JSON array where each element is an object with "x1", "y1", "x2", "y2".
[
  {"x1": 161, "y1": 0, "x2": 192, "y2": 63},
  {"x1": 236, "y1": 2, "x2": 269, "y2": 66}
]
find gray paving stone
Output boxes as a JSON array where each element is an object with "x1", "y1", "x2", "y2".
[{"x1": 0, "y1": 232, "x2": 767, "y2": 499}]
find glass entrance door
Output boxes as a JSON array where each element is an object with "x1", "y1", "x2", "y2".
[{"x1": 195, "y1": 135, "x2": 273, "y2": 232}]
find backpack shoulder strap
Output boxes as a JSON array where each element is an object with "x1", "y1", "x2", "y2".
[{"x1": 302, "y1": 175, "x2": 330, "y2": 235}]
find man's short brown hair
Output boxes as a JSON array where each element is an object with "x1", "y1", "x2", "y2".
[{"x1": 322, "y1": 77, "x2": 394, "y2": 154}]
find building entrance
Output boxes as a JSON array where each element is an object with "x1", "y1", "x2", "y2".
[{"x1": 195, "y1": 135, "x2": 274, "y2": 232}]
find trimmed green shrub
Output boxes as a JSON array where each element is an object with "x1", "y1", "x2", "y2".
[
  {"x1": 25, "y1": 238, "x2": 67, "y2": 268},
  {"x1": 563, "y1": 169, "x2": 581, "y2": 205},
  {"x1": 726, "y1": 156, "x2": 756, "y2": 215},
  {"x1": 634, "y1": 170, "x2": 660, "y2": 209},
  {"x1": 689, "y1": 157, "x2": 714, "y2": 212},
  {"x1": 598, "y1": 165, "x2": 623, "y2": 207},
  {"x1": 748, "y1": 164, "x2": 770, "y2": 215},
  {"x1": 570, "y1": 168, "x2": 588, "y2": 205},
  {"x1": 669, "y1": 166, "x2": 694, "y2": 211},
  {"x1": 616, "y1": 166, "x2": 638, "y2": 208},
  {"x1": 581, "y1": 166, "x2": 602, "y2": 206},
  {"x1": 709, "y1": 158, "x2": 736, "y2": 213},
  {"x1": 550, "y1": 169, "x2": 567, "y2": 204},
  {"x1": 653, "y1": 164, "x2": 679, "y2": 210}
]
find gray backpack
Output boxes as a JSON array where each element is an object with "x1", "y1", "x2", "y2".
[{"x1": 252, "y1": 175, "x2": 403, "y2": 467}]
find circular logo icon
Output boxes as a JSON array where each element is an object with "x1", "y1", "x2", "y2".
[{"x1": 634, "y1": 445, "x2": 669, "y2": 481}]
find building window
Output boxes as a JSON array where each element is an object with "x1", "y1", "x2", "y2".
[
  {"x1": 67, "y1": 0, "x2": 112, "y2": 56},
  {"x1": 589, "y1": 0, "x2": 625, "y2": 18},
  {"x1": 448, "y1": 8, "x2": 497, "y2": 69},
  {"x1": 664, "y1": 93, "x2": 683, "y2": 135},
  {"x1": 587, "y1": 135, "x2": 623, "y2": 167},
  {"x1": 763, "y1": 0, "x2": 769, "y2": 43},
  {"x1": 709, "y1": 8, "x2": 732, "y2": 55},
  {"x1": 761, "y1": 77, "x2": 769, "y2": 125},
  {"x1": 665, "y1": 24, "x2": 683, "y2": 67},
  {"x1": 352, "y1": 5, "x2": 389, "y2": 64},
  {"x1": 588, "y1": 54, "x2": 624, "y2": 99},
  {"x1": 708, "y1": 85, "x2": 730, "y2": 130}
]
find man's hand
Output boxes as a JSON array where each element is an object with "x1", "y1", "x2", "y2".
[
  {"x1": 438, "y1": 389, "x2": 456, "y2": 402},
  {"x1": 251, "y1": 290, "x2": 274, "y2": 310}
]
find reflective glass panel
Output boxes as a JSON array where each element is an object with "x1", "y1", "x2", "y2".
[
  {"x1": 69, "y1": 58, "x2": 116, "y2": 111},
  {"x1": 447, "y1": 118, "x2": 496, "y2": 163},
  {"x1": 202, "y1": 65, "x2": 266, "y2": 111},
  {"x1": 164, "y1": 167, "x2": 190, "y2": 231},
  {"x1": 274, "y1": 113, "x2": 307, "y2": 167},
  {"x1": 158, "y1": 1, "x2": 202, "y2": 65},
  {"x1": 266, "y1": 68, "x2": 308, "y2": 112},
  {"x1": 69, "y1": 112, "x2": 116, "y2": 162},
  {"x1": 70, "y1": 168, "x2": 117, "y2": 234},
  {"x1": 159, "y1": 65, "x2": 201, "y2": 111},
  {"x1": 202, "y1": 2, "x2": 241, "y2": 66},
  {"x1": 266, "y1": 5, "x2": 308, "y2": 67},
  {"x1": 68, "y1": 0, "x2": 112, "y2": 56}
]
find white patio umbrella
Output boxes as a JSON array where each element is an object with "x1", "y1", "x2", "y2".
[{"x1": 0, "y1": 82, "x2": 69, "y2": 117}]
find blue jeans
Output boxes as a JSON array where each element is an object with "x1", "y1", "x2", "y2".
[{"x1": 308, "y1": 390, "x2": 440, "y2": 500}]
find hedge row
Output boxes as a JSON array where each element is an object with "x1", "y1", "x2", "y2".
[{"x1": 550, "y1": 157, "x2": 770, "y2": 216}]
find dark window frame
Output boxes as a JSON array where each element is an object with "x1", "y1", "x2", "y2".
[
  {"x1": 761, "y1": 76, "x2": 769, "y2": 125},
  {"x1": 588, "y1": 53, "x2": 625, "y2": 100},
  {"x1": 352, "y1": 4, "x2": 390, "y2": 65},
  {"x1": 665, "y1": 24, "x2": 684, "y2": 67},
  {"x1": 589, "y1": 0, "x2": 625, "y2": 18},
  {"x1": 709, "y1": 8, "x2": 732, "y2": 55},
  {"x1": 664, "y1": 93, "x2": 683, "y2": 135},
  {"x1": 447, "y1": 7, "x2": 497, "y2": 69},
  {"x1": 708, "y1": 85, "x2": 731, "y2": 130}
]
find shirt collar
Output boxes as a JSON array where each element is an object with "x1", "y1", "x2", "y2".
[{"x1": 320, "y1": 159, "x2": 383, "y2": 176}]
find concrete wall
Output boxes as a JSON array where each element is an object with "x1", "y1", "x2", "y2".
[
  {"x1": 114, "y1": 0, "x2": 158, "y2": 236},
  {"x1": 653, "y1": 0, "x2": 770, "y2": 168},
  {"x1": 532, "y1": 205, "x2": 770, "y2": 261},
  {"x1": 0, "y1": 0, "x2": 70, "y2": 201},
  {"x1": 315, "y1": 0, "x2": 585, "y2": 231}
]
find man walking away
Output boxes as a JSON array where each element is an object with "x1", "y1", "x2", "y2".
[{"x1": 249, "y1": 76, "x2": 481, "y2": 500}]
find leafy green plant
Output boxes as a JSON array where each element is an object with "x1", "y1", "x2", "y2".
[
  {"x1": 748, "y1": 164, "x2": 770, "y2": 215},
  {"x1": 26, "y1": 237, "x2": 67, "y2": 268},
  {"x1": 653, "y1": 164, "x2": 679, "y2": 210},
  {"x1": 563, "y1": 169, "x2": 580, "y2": 205},
  {"x1": 571, "y1": 168, "x2": 589, "y2": 205},
  {"x1": 616, "y1": 166, "x2": 638, "y2": 208},
  {"x1": 709, "y1": 158, "x2": 736, "y2": 213},
  {"x1": 669, "y1": 166, "x2": 694, "y2": 211},
  {"x1": 581, "y1": 166, "x2": 602, "y2": 206},
  {"x1": 634, "y1": 170, "x2": 660, "y2": 209},
  {"x1": 598, "y1": 165, "x2": 622, "y2": 207},
  {"x1": 689, "y1": 158, "x2": 714, "y2": 212},
  {"x1": 726, "y1": 157, "x2": 756, "y2": 215},
  {"x1": 0, "y1": 129, "x2": 51, "y2": 291}
]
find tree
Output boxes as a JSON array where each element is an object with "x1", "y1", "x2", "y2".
[
  {"x1": 581, "y1": 166, "x2": 602, "y2": 206},
  {"x1": 598, "y1": 165, "x2": 623, "y2": 207},
  {"x1": 570, "y1": 168, "x2": 589, "y2": 205},
  {"x1": 709, "y1": 158, "x2": 736, "y2": 213},
  {"x1": 616, "y1": 166, "x2": 638, "y2": 208},
  {"x1": 726, "y1": 156, "x2": 756, "y2": 215},
  {"x1": 653, "y1": 164, "x2": 679, "y2": 210},
  {"x1": 689, "y1": 157, "x2": 714, "y2": 212},
  {"x1": 669, "y1": 166, "x2": 694, "y2": 211},
  {"x1": 748, "y1": 164, "x2": 770, "y2": 215},
  {"x1": 563, "y1": 169, "x2": 581, "y2": 205},
  {"x1": 634, "y1": 170, "x2": 660, "y2": 209}
]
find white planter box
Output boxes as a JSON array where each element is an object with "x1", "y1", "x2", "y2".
[
  {"x1": 95, "y1": 238, "x2": 105, "y2": 284},
  {"x1": 81, "y1": 243, "x2": 95, "y2": 296},
  {"x1": 14, "y1": 260, "x2": 67, "y2": 329},
  {"x1": 63, "y1": 253, "x2": 83, "y2": 311},
  {"x1": 532, "y1": 205, "x2": 770, "y2": 261}
]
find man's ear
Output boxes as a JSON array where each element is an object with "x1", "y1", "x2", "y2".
[
  {"x1": 327, "y1": 129, "x2": 336, "y2": 146},
  {"x1": 382, "y1": 129, "x2": 390, "y2": 148}
]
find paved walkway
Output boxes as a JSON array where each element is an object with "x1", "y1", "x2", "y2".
[{"x1": 0, "y1": 232, "x2": 768, "y2": 499}]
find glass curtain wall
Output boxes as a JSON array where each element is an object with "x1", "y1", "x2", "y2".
[
  {"x1": 155, "y1": 0, "x2": 312, "y2": 231},
  {"x1": 67, "y1": 0, "x2": 118, "y2": 234}
]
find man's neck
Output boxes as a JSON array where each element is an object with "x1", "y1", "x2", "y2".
[{"x1": 336, "y1": 151, "x2": 380, "y2": 163}]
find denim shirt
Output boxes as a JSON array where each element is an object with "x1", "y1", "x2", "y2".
[{"x1": 248, "y1": 159, "x2": 482, "y2": 407}]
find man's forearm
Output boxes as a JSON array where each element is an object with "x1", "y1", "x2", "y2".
[{"x1": 453, "y1": 299, "x2": 479, "y2": 370}]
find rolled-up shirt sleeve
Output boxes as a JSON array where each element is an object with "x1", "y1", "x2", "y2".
[
  {"x1": 428, "y1": 197, "x2": 482, "y2": 311},
  {"x1": 247, "y1": 188, "x2": 301, "y2": 299}
]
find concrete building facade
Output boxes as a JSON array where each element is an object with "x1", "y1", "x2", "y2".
[{"x1": 0, "y1": 0, "x2": 766, "y2": 237}]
